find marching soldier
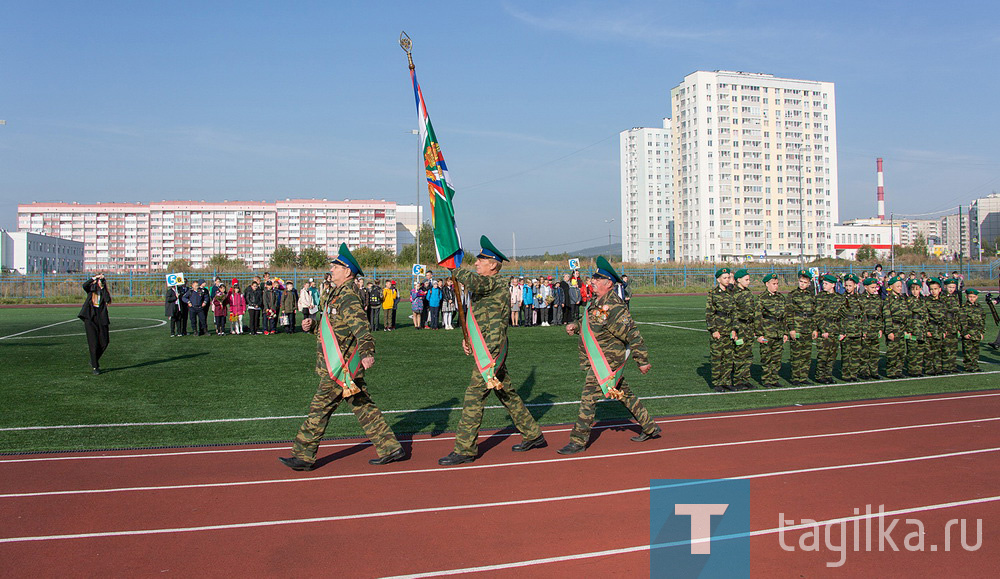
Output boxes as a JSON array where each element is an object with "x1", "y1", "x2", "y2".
[
  {"x1": 860, "y1": 278, "x2": 884, "y2": 379},
  {"x1": 706, "y1": 268, "x2": 736, "y2": 392},
  {"x1": 438, "y1": 237, "x2": 545, "y2": 465},
  {"x1": 732, "y1": 269, "x2": 756, "y2": 390},
  {"x1": 840, "y1": 274, "x2": 865, "y2": 381},
  {"x1": 559, "y1": 257, "x2": 658, "y2": 454},
  {"x1": 813, "y1": 274, "x2": 842, "y2": 384},
  {"x1": 941, "y1": 278, "x2": 962, "y2": 373},
  {"x1": 755, "y1": 273, "x2": 787, "y2": 388},
  {"x1": 904, "y1": 279, "x2": 928, "y2": 377},
  {"x1": 883, "y1": 276, "x2": 908, "y2": 379},
  {"x1": 960, "y1": 289, "x2": 985, "y2": 372},
  {"x1": 786, "y1": 270, "x2": 817, "y2": 385},
  {"x1": 279, "y1": 244, "x2": 405, "y2": 471}
]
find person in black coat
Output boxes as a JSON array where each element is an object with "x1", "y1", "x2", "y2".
[
  {"x1": 79, "y1": 274, "x2": 112, "y2": 375},
  {"x1": 164, "y1": 283, "x2": 187, "y2": 337}
]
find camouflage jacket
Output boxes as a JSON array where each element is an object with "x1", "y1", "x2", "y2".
[
  {"x1": 861, "y1": 292, "x2": 884, "y2": 334},
  {"x1": 842, "y1": 293, "x2": 865, "y2": 337},
  {"x1": 454, "y1": 268, "x2": 510, "y2": 356},
  {"x1": 904, "y1": 294, "x2": 928, "y2": 340},
  {"x1": 314, "y1": 281, "x2": 375, "y2": 378},
  {"x1": 883, "y1": 292, "x2": 908, "y2": 336},
  {"x1": 578, "y1": 289, "x2": 649, "y2": 371},
  {"x1": 925, "y1": 295, "x2": 948, "y2": 338},
  {"x1": 734, "y1": 286, "x2": 757, "y2": 338},
  {"x1": 705, "y1": 285, "x2": 736, "y2": 334},
  {"x1": 755, "y1": 291, "x2": 787, "y2": 338},
  {"x1": 814, "y1": 291, "x2": 842, "y2": 335},
  {"x1": 942, "y1": 292, "x2": 961, "y2": 330},
  {"x1": 959, "y1": 302, "x2": 985, "y2": 340},
  {"x1": 786, "y1": 286, "x2": 817, "y2": 334}
]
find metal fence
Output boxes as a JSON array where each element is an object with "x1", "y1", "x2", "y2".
[{"x1": 4, "y1": 261, "x2": 1000, "y2": 300}]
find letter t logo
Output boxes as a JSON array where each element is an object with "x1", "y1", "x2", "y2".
[{"x1": 675, "y1": 503, "x2": 729, "y2": 554}]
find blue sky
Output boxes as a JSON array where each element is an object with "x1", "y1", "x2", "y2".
[{"x1": 2, "y1": 1, "x2": 998, "y2": 254}]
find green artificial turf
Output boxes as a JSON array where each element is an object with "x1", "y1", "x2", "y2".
[{"x1": 1, "y1": 296, "x2": 998, "y2": 453}]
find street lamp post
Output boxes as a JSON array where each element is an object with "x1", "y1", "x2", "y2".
[{"x1": 604, "y1": 218, "x2": 615, "y2": 256}]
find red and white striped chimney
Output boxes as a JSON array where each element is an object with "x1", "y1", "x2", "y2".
[{"x1": 877, "y1": 157, "x2": 885, "y2": 221}]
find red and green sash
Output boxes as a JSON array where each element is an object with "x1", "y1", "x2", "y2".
[
  {"x1": 581, "y1": 308, "x2": 626, "y2": 399},
  {"x1": 466, "y1": 307, "x2": 506, "y2": 389},
  {"x1": 318, "y1": 311, "x2": 363, "y2": 397}
]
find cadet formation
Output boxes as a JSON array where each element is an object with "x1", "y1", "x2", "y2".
[{"x1": 705, "y1": 269, "x2": 987, "y2": 392}]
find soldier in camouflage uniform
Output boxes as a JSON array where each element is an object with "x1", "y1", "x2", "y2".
[
  {"x1": 813, "y1": 274, "x2": 843, "y2": 384},
  {"x1": 732, "y1": 269, "x2": 757, "y2": 390},
  {"x1": 941, "y1": 278, "x2": 962, "y2": 373},
  {"x1": 959, "y1": 289, "x2": 985, "y2": 372},
  {"x1": 279, "y1": 244, "x2": 404, "y2": 471},
  {"x1": 706, "y1": 268, "x2": 736, "y2": 392},
  {"x1": 755, "y1": 273, "x2": 787, "y2": 388},
  {"x1": 904, "y1": 279, "x2": 928, "y2": 377},
  {"x1": 786, "y1": 270, "x2": 817, "y2": 385},
  {"x1": 558, "y1": 257, "x2": 659, "y2": 454},
  {"x1": 860, "y1": 278, "x2": 884, "y2": 379},
  {"x1": 438, "y1": 237, "x2": 544, "y2": 466},
  {"x1": 840, "y1": 274, "x2": 865, "y2": 381},
  {"x1": 882, "y1": 276, "x2": 908, "y2": 379},
  {"x1": 923, "y1": 278, "x2": 948, "y2": 375}
]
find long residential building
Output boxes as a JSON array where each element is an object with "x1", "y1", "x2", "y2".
[{"x1": 18, "y1": 199, "x2": 419, "y2": 271}]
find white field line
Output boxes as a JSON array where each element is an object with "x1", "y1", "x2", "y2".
[
  {"x1": 1, "y1": 318, "x2": 167, "y2": 340},
  {"x1": 2, "y1": 416, "x2": 997, "y2": 499},
  {"x1": 3, "y1": 391, "x2": 999, "y2": 464},
  {"x1": 1, "y1": 447, "x2": 997, "y2": 544},
  {"x1": 0, "y1": 319, "x2": 77, "y2": 340},
  {"x1": 637, "y1": 321, "x2": 707, "y2": 332}
]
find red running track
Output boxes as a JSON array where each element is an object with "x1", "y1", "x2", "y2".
[{"x1": 1, "y1": 391, "x2": 999, "y2": 577}]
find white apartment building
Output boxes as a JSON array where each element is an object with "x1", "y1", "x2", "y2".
[
  {"x1": 970, "y1": 193, "x2": 1000, "y2": 258},
  {"x1": 832, "y1": 221, "x2": 899, "y2": 260},
  {"x1": 670, "y1": 70, "x2": 838, "y2": 262},
  {"x1": 17, "y1": 203, "x2": 150, "y2": 271},
  {"x1": 941, "y1": 212, "x2": 971, "y2": 259},
  {"x1": 395, "y1": 204, "x2": 423, "y2": 252},
  {"x1": 0, "y1": 230, "x2": 85, "y2": 274},
  {"x1": 620, "y1": 120, "x2": 674, "y2": 262},
  {"x1": 895, "y1": 218, "x2": 941, "y2": 246}
]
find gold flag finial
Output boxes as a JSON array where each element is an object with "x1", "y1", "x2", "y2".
[{"x1": 399, "y1": 31, "x2": 414, "y2": 70}]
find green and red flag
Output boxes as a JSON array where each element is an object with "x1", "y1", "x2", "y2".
[{"x1": 410, "y1": 67, "x2": 464, "y2": 268}]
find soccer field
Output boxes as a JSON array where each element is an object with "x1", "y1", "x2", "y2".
[{"x1": 2, "y1": 296, "x2": 999, "y2": 453}]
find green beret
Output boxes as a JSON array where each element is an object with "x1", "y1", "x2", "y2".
[
  {"x1": 966, "y1": 288, "x2": 980, "y2": 295},
  {"x1": 944, "y1": 278, "x2": 958, "y2": 286},
  {"x1": 927, "y1": 277, "x2": 942, "y2": 286},
  {"x1": 734, "y1": 268, "x2": 749, "y2": 280},
  {"x1": 715, "y1": 267, "x2": 731, "y2": 279},
  {"x1": 845, "y1": 274, "x2": 860, "y2": 284},
  {"x1": 907, "y1": 279, "x2": 922, "y2": 288},
  {"x1": 862, "y1": 278, "x2": 877, "y2": 286},
  {"x1": 798, "y1": 269, "x2": 812, "y2": 279},
  {"x1": 593, "y1": 256, "x2": 623, "y2": 284},
  {"x1": 887, "y1": 276, "x2": 902, "y2": 285},
  {"x1": 821, "y1": 274, "x2": 838, "y2": 284},
  {"x1": 762, "y1": 273, "x2": 777, "y2": 283}
]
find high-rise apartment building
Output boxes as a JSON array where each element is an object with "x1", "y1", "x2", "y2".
[
  {"x1": 941, "y1": 212, "x2": 971, "y2": 259},
  {"x1": 669, "y1": 70, "x2": 838, "y2": 262},
  {"x1": 620, "y1": 120, "x2": 674, "y2": 262},
  {"x1": 896, "y1": 219, "x2": 941, "y2": 247}
]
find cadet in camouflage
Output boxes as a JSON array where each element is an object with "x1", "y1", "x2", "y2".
[
  {"x1": 706, "y1": 268, "x2": 736, "y2": 392},
  {"x1": 904, "y1": 280, "x2": 928, "y2": 377},
  {"x1": 923, "y1": 278, "x2": 947, "y2": 376},
  {"x1": 882, "y1": 276, "x2": 908, "y2": 379},
  {"x1": 840, "y1": 274, "x2": 865, "y2": 381},
  {"x1": 941, "y1": 279, "x2": 962, "y2": 373},
  {"x1": 813, "y1": 274, "x2": 843, "y2": 384},
  {"x1": 280, "y1": 244, "x2": 404, "y2": 471},
  {"x1": 754, "y1": 273, "x2": 787, "y2": 387},
  {"x1": 731, "y1": 269, "x2": 756, "y2": 389},
  {"x1": 960, "y1": 289, "x2": 985, "y2": 372},
  {"x1": 438, "y1": 237, "x2": 544, "y2": 466},
  {"x1": 558, "y1": 257, "x2": 658, "y2": 455},
  {"x1": 860, "y1": 278, "x2": 884, "y2": 379},
  {"x1": 786, "y1": 270, "x2": 817, "y2": 385}
]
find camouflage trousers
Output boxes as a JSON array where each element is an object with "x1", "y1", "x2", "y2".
[
  {"x1": 709, "y1": 335, "x2": 735, "y2": 389},
  {"x1": 788, "y1": 335, "x2": 813, "y2": 382},
  {"x1": 814, "y1": 336, "x2": 839, "y2": 381},
  {"x1": 942, "y1": 334, "x2": 959, "y2": 373},
  {"x1": 568, "y1": 373, "x2": 658, "y2": 447},
  {"x1": 840, "y1": 336, "x2": 863, "y2": 380},
  {"x1": 733, "y1": 336, "x2": 754, "y2": 385},
  {"x1": 758, "y1": 337, "x2": 784, "y2": 384},
  {"x1": 453, "y1": 363, "x2": 542, "y2": 457},
  {"x1": 861, "y1": 333, "x2": 881, "y2": 377},
  {"x1": 885, "y1": 336, "x2": 907, "y2": 378},
  {"x1": 924, "y1": 335, "x2": 944, "y2": 375},
  {"x1": 962, "y1": 337, "x2": 982, "y2": 371},
  {"x1": 905, "y1": 338, "x2": 924, "y2": 376},
  {"x1": 292, "y1": 374, "x2": 401, "y2": 464}
]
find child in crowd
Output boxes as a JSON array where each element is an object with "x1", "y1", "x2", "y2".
[
  {"x1": 229, "y1": 285, "x2": 246, "y2": 334},
  {"x1": 212, "y1": 283, "x2": 230, "y2": 335}
]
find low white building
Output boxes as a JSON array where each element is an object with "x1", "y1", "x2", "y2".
[
  {"x1": 833, "y1": 220, "x2": 899, "y2": 260},
  {"x1": 1, "y1": 230, "x2": 85, "y2": 274}
]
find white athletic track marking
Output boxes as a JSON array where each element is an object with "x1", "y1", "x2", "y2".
[
  {"x1": 0, "y1": 318, "x2": 167, "y2": 340},
  {"x1": 385, "y1": 494, "x2": 1000, "y2": 578},
  {"x1": 637, "y1": 321, "x2": 707, "y2": 332},
  {"x1": 3, "y1": 373, "x2": 999, "y2": 433},
  {"x1": 2, "y1": 416, "x2": 997, "y2": 498},
  {"x1": 3, "y1": 391, "x2": 998, "y2": 463},
  {"x1": 0, "y1": 447, "x2": 996, "y2": 544}
]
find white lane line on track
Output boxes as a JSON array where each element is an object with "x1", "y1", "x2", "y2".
[
  {"x1": 3, "y1": 391, "x2": 999, "y2": 464},
  {"x1": 0, "y1": 319, "x2": 76, "y2": 340},
  {"x1": 384, "y1": 494, "x2": 1000, "y2": 578},
  {"x1": 2, "y1": 416, "x2": 998, "y2": 499},
  {"x1": 0, "y1": 318, "x2": 167, "y2": 340},
  {"x1": 1, "y1": 447, "x2": 997, "y2": 544}
]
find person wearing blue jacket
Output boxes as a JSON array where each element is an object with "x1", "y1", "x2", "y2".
[
  {"x1": 182, "y1": 280, "x2": 210, "y2": 336},
  {"x1": 521, "y1": 281, "x2": 535, "y2": 326},
  {"x1": 427, "y1": 280, "x2": 443, "y2": 329}
]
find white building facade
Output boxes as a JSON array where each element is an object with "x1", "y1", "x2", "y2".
[
  {"x1": 670, "y1": 70, "x2": 838, "y2": 262},
  {"x1": 620, "y1": 120, "x2": 674, "y2": 262},
  {"x1": 833, "y1": 221, "x2": 899, "y2": 260},
  {"x1": 0, "y1": 230, "x2": 85, "y2": 274}
]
